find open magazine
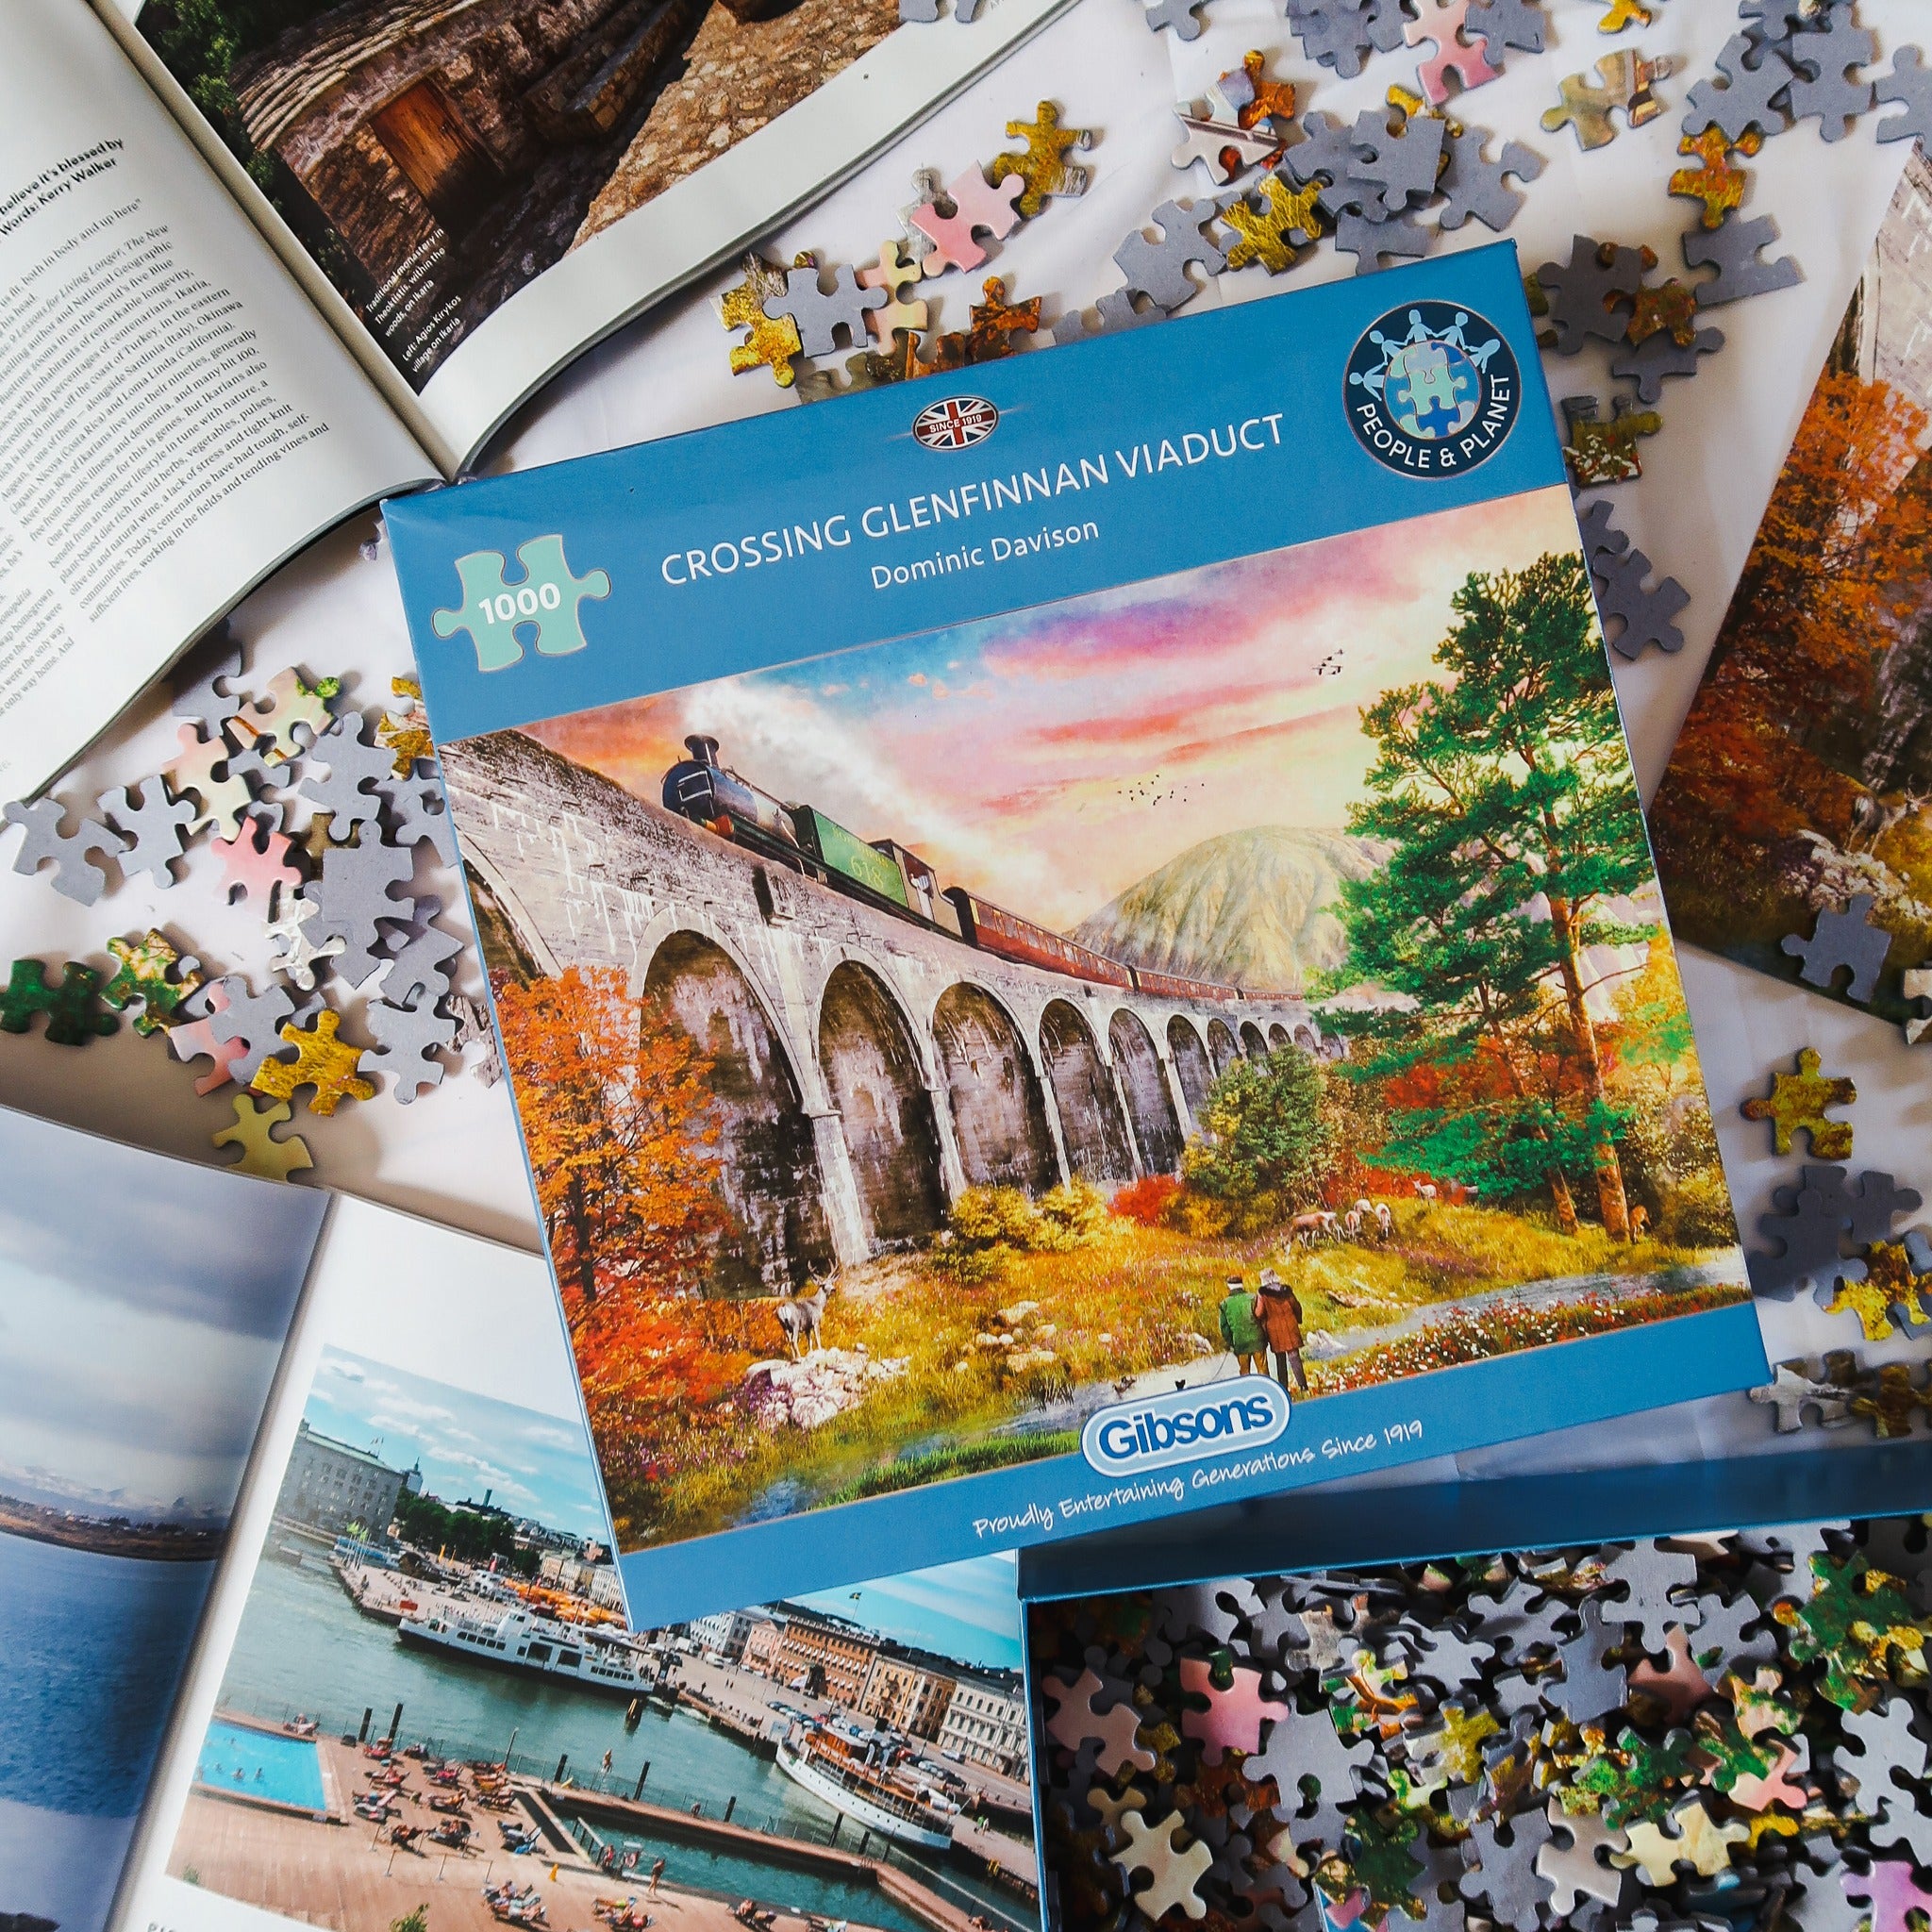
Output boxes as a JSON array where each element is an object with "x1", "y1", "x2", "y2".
[
  {"x1": 115, "y1": 1179, "x2": 1040, "y2": 1932},
  {"x1": 0, "y1": 1102, "x2": 325, "y2": 1932},
  {"x1": 0, "y1": 0, "x2": 1068, "y2": 796}
]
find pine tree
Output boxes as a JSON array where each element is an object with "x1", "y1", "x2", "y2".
[{"x1": 1340, "y1": 554, "x2": 1653, "y2": 1235}]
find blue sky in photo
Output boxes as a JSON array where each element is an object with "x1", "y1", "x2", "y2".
[{"x1": 789, "y1": 1552, "x2": 1022, "y2": 1672}]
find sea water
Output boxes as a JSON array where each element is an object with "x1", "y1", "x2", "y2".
[
  {"x1": 0, "y1": 1530, "x2": 214, "y2": 1927},
  {"x1": 216, "y1": 1559, "x2": 1030, "y2": 1931}
]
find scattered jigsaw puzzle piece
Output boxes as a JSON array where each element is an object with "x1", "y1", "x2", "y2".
[
  {"x1": 376, "y1": 675, "x2": 433, "y2": 774},
  {"x1": 991, "y1": 101, "x2": 1093, "y2": 215},
  {"x1": 101, "y1": 930, "x2": 203, "y2": 1036},
  {"x1": 1349, "y1": 110, "x2": 1446, "y2": 212},
  {"x1": 1749, "y1": 1357, "x2": 1853, "y2": 1433},
  {"x1": 251, "y1": 1008, "x2": 375, "y2": 1117},
  {"x1": 965, "y1": 276, "x2": 1041, "y2": 362},
  {"x1": 448, "y1": 992, "x2": 503, "y2": 1086},
  {"x1": 1464, "y1": 0, "x2": 1544, "y2": 58},
  {"x1": 264, "y1": 893, "x2": 347, "y2": 992},
  {"x1": 1669, "y1": 126, "x2": 1760, "y2": 230},
  {"x1": 212, "y1": 1093, "x2": 315, "y2": 1183},
  {"x1": 98, "y1": 779, "x2": 197, "y2": 891},
  {"x1": 1751, "y1": 1181, "x2": 1863, "y2": 1304},
  {"x1": 1335, "y1": 209, "x2": 1433, "y2": 274},
  {"x1": 428, "y1": 536, "x2": 610, "y2": 674},
  {"x1": 1781, "y1": 895, "x2": 1890, "y2": 1004},
  {"x1": 1114, "y1": 200, "x2": 1228, "y2": 310},
  {"x1": 1221, "y1": 174, "x2": 1325, "y2": 272},
  {"x1": 1053, "y1": 289, "x2": 1161, "y2": 343},
  {"x1": 1786, "y1": 12, "x2": 1875, "y2": 141},
  {"x1": 1172, "y1": 110, "x2": 1285, "y2": 184},
  {"x1": 1537, "y1": 236, "x2": 1651, "y2": 352},
  {"x1": 306, "y1": 836, "x2": 418, "y2": 986},
  {"x1": 856, "y1": 241, "x2": 928, "y2": 341},
  {"x1": 1742, "y1": 1050, "x2": 1856, "y2": 1158},
  {"x1": 1593, "y1": 541, "x2": 1691, "y2": 656},
  {"x1": 913, "y1": 167, "x2": 1024, "y2": 275},
  {"x1": 1562, "y1": 394, "x2": 1661, "y2": 487},
  {"x1": 169, "y1": 982, "x2": 248, "y2": 1093},
  {"x1": 1543, "y1": 50, "x2": 1673, "y2": 149},
  {"x1": 197, "y1": 973, "x2": 304, "y2": 1086},
  {"x1": 765, "y1": 258, "x2": 887, "y2": 358},
  {"x1": 225, "y1": 667, "x2": 340, "y2": 763},
  {"x1": 171, "y1": 640, "x2": 246, "y2": 741},
  {"x1": 1436, "y1": 127, "x2": 1542, "y2": 232},
  {"x1": 718, "y1": 254, "x2": 802, "y2": 387},
  {"x1": 0, "y1": 958, "x2": 118, "y2": 1044},
  {"x1": 1874, "y1": 46, "x2": 1932, "y2": 145},
  {"x1": 362, "y1": 992, "x2": 458, "y2": 1104},
  {"x1": 1610, "y1": 324, "x2": 1724, "y2": 405},
  {"x1": 1406, "y1": 0, "x2": 1504, "y2": 107},
  {"x1": 2, "y1": 797, "x2": 123, "y2": 905},
  {"x1": 210, "y1": 808, "x2": 303, "y2": 914},
  {"x1": 1682, "y1": 35, "x2": 1795, "y2": 142},
  {"x1": 1684, "y1": 213, "x2": 1801, "y2": 308}
]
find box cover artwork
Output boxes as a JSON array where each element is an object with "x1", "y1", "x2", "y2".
[{"x1": 387, "y1": 246, "x2": 1768, "y2": 1624}]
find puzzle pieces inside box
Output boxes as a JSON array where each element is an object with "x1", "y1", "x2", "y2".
[
  {"x1": 430, "y1": 536, "x2": 610, "y2": 674},
  {"x1": 1045, "y1": 1668, "x2": 1156, "y2": 1775}
]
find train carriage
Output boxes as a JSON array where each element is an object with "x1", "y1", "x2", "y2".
[{"x1": 943, "y1": 888, "x2": 1134, "y2": 989}]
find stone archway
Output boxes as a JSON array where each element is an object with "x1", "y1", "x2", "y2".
[
  {"x1": 1207, "y1": 1018, "x2": 1240, "y2": 1076},
  {"x1": 1109, "y1": 1011, "x2": 1183, "y2": 1176},
  {"x1": 933, "y1": 985, "x2": 1059, "y2": 1194},
  {"x1": 1040, "y1": 1001, "x2": 1136, "y2": 1187},
  {"x1": 819, "y1": 962, "x2": 946, "y2": 1249},
  {"x1": 1168, "y1": 1018, "x2": 1214, "y2": 1124},
  {"x1": 1241, "y1": 1021, "x2": 1269, "y2": 1062},
  {"x1": 1294, "y1": 1023, "x2": 1321, "y2": 1053},
  {"x1": 644, "y1": 932, "x2": 832, "y2": 1297},
  {"x1": 1268, "y1": 1024, "x2": 1291, "y2": 1051}
]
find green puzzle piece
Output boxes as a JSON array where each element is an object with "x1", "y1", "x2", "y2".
[
  {"x1": 430, "y1": 534, "x2": 610, "y2": 674},
  {"x1": 0, "y1": 958, "x2": 119, "y2": 1044}
]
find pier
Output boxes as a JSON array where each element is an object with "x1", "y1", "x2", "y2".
[{"x1": 170, "y1": 1737, "x2": 1000, "y2": 1932}]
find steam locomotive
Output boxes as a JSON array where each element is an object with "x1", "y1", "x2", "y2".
[{"x1": 661, "y1": 736, "x2": 1242, "y2": 1001}]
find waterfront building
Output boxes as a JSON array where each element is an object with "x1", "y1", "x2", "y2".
[
  {"x1": 859, "y1": 1653, "x2": 956, "y2": 1741},
  {"x1": 773, "y1": 1608, "x2": 878, "y2": 1706},
  {"x1": 741, "y1": 1618, "x2": 786, "y2": 1675},
  {"x1": 689, "y1": 1607, "x2": 762, "y2": 1660},
  {"x1": 937, "y1": 1672, "x2": 1029, "y2": 1778},
  {"x1": 539, "y1": 1550, "x2": 625, "y2": 1609},
  {"x1": 275, "y1": 1421, "x2": 415, "y2": 1540}
]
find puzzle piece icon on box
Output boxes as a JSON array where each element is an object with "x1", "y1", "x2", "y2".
[{"x1": 431, "y1": 536, "x2": 610, "y2": 675}]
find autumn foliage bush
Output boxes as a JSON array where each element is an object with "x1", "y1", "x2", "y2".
[{"x1": 1111, "y1": 1174, "x2": 1182, "y2": 1225}]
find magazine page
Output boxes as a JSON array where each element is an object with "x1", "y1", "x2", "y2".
[
  {"x1": 0, "y1": 1103, "x2": 326, "y2": 1932},
  {"x1": 119, "y1": 1191, "x2": 1040, "y2": 1932},
  {"x1": 113, "y1": 0, "x2": 1074, "y2": 467},
  {"x1": 1648, "y1": 146, "x2": 1932, "y2": 1024},
  {"x1": 382, "y1": 246, "x2": 1769, "y2": 1626},
  {"x1": 0, "y1": 2, "x2": 437, "y2": 800}
]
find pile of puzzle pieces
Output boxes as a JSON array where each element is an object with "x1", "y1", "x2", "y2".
[
  {"x1": 0, "y1": 646, "x2": 501, "y2": 1182},
  {"x1": 1034, "y1": 1513, "x2": 1932, "y2": 1932}
]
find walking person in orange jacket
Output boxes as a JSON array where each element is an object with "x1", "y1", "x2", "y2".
[{"x1": 1256, "y1": 1267, "x2": 1307, "y2": 1392}]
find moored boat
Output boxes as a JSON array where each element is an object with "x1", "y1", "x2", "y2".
[
  {"x1": 775, "y1": 1722, "x2": 957, "y2": 1849},
  {"x1": 397, "y1": 1602, "x2": 654, "y2": 1698}
]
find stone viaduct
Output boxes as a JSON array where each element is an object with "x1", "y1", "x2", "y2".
[{"x1": 442, "y1": 731, "x2": 1328, "y2": 1296}]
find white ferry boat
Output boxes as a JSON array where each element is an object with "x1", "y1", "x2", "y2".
[
  {"x1": 775, "y1": 1723, "x2": 958, "y2": 1850},
  {"x1": 397, "y1": 1603, "x2": 654, "y2": 1698}
]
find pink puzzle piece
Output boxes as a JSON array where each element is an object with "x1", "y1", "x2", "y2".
[
  {"x1": 169, "y1": 982, "x2": 245, "y2": 1095},
  {"x1": 1042, "y1": 1668, "x2": 1156, "y2": 1777},
  {"x1": 912, "y1": 168, "x2": 1024, "y2": 276},
  {"x1": 1726, "y1": 1740, "x2": 1807, "y2": 1812},
  {"x1": 1406, "y1": 0, "x2": 1504, "y2": 105},
  {"x1": 1627, "y1": 1628, "x2": 1714, "y2": 1724},
  {"x1": 1845, "y1": 1860, "x2": 1932, "y2": 1932},
  {"x1": 211, "y1": 810, "x2": 303, "y2": 913},
  {"x1": 1179, "y1": 1657, "x2": 1291, "y2": 1765}
]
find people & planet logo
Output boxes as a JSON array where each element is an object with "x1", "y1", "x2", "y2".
[{"x1": 1343, "y1": 301, "x2": 1520, "y2": 476}]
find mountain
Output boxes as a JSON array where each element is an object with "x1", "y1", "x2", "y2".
[{"x1": 1072, "y1": 826, "x2": 1388, "y2": 994}]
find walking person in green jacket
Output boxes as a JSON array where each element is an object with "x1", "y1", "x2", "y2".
[{"x1": 1217, "y1": 1274, "x2": 1264, "y2": 1375}]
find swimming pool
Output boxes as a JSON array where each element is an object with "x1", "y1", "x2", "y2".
[{"x1": 194, "y1": 1718, "x2": 326, "y2": 1813}]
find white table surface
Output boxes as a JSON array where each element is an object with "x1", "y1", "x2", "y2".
[{"x1": 3, "y1": 0, "x2": 1925, "y2": 1405}]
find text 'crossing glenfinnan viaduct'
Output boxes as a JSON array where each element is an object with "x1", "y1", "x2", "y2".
[{"x1": 443, "y1": 731, "x2": 1325, "y2": 1296}]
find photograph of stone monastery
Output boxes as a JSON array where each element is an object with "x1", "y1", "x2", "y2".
[{"x1": 441, "y1": 487, "x2": 1749, "y2": 1555}]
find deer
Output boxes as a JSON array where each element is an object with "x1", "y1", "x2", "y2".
[
  {"x1": 775, "y1": 1280, "x2": 835, "y2": 1359},
  {"x1": 1848, "y1": 784, "x2": 1928, "y2": 853}
]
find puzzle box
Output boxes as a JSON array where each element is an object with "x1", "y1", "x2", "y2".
[{"x1": 386, "y1": 243, "x2": 1769, "y2": 1626}]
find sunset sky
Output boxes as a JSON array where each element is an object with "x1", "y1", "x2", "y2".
[{"x1": 531, "y1": 488, "x2": 1591, "y2": 932}]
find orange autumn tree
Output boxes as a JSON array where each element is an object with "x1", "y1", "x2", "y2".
[
  {"x1": 494, "y1": 966, "x2": 738, "y2": 1437},
  {"x1": 1724, "y1": 372, "x2": 1932, "y2": 718}
]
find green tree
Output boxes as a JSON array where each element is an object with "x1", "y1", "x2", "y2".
[
  {"x1": 1183, "y1": 1047, "x2": 1329, "y2": 1204},
  {"x1": 391, "y1": 1908, "x2": 430, "y2": 1932},
  {"x1": 1340, "y1": 554, "x2": 1653, "y2": 1235}
]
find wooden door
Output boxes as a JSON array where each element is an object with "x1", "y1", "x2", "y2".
[{"x1": 370, "y1": 77, "x2": 498, "y2": 235}]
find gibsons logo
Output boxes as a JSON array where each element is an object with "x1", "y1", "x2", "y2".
[
  {"x1": 912, "y1": 394, "x2": 999, "y2": 451},
  {"x1": 1081, "y1": 1377, "x2": 1291, "y2": 1477},
  {"x1": 1344, "y1": 302, "x2": 1519, "y2": 476}
]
